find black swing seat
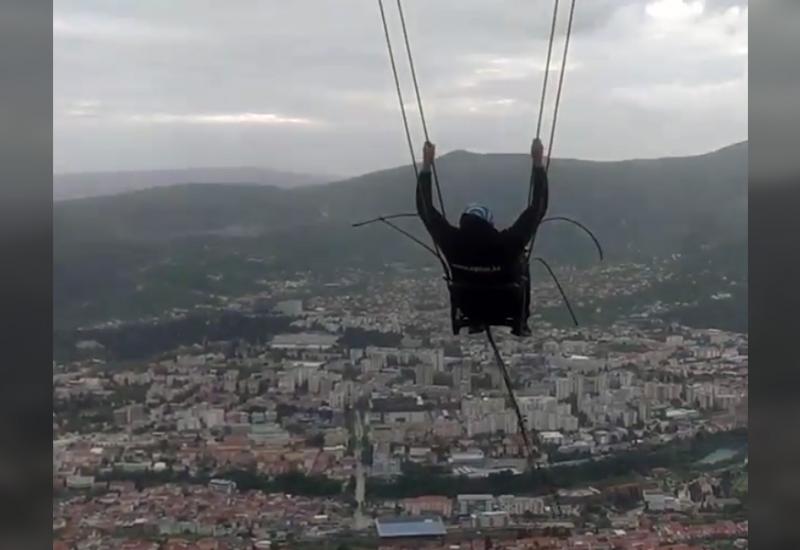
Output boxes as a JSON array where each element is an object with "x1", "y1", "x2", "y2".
[{"x1": 448, "y1": 280, "x2": 527, "y2": 336}]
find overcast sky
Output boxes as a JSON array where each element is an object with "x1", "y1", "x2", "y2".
[{"x1": 54, "y1": 0, "x2": 747, "y2": 176}]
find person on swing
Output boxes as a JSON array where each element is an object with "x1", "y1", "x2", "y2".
[{"x1": 416, "y1": 138, "x2": 549, "y2": 337}]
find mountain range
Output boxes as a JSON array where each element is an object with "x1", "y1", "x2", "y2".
[
  {"x1": 54, "y1": 167, "x2": 336, "y2": 201},
  {"x1": 54, "y1": 141, "x2": 747, "y2": 329}
]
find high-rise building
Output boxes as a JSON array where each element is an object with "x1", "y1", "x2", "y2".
[
  {"x1": 618, "y1": 370, "x2": 635, "y2": 388},
  {"x1": 113, "y1": 404, "x2": 147, "y2": 426},
  {"x1": 202, "y1": 408, "x2": 225, "y2": 429},
  {"x1": 452, "y1": 363, "x2": 472, "y2": 395},
  {"x1": 462, "y1": 396, "x2": 505, "y2": 419},
  {"x1": 431, "y1": 349, "x2": 445, "y2": 372},
  {"x1": 415, "y1": 363, "x2": 434, "y2": 386},
  {"x1": 560, "y1": 415, "x2": 579, "y2": 432},
  {"x1": 571, "y1": 374, "x2": 585, "y2": 399},
  {"x1": 489, "y1": 366, "x2": 503, "y2": 390},
  {"x1": 638, "y1": 401, "x2": 649, "y2": 422},
  {"x1": 595, "y1": 372, "x2": 609, "y2": 394},
  {"x1": 555, "y1": 377, "x2": 571, "y2": 400}
]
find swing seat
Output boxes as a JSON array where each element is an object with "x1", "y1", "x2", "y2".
[{"x1": 448, "y1": 280, "x2": 527, "y2": 335}]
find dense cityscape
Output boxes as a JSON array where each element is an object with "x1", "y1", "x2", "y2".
[{"x1": 53, "y1": 262, "x2": 748, "y2": 549}]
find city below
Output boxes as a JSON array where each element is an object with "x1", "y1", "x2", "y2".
[{"x1": 54, "y1": 265, "x2": 748, "y2": 550}]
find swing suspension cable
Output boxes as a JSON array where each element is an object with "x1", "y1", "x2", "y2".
[
  {"x1": 486, "y1": 327, "x2": 535, "y2": 463},
  {"x1": 546, "y1": 0, "x2": 577, "y2": 172},
  {"x1": 525, "y1": 0, "x2": 577, "y2": 266},
  {"x1": 378, "y1": 0, "x2": 447, "y2": 219},
  {"x1": 377, "y1": 0, "x2": 418, "y2": 179},
  {"x1": 395, "y1": 0, "x2": 447, "y2": 220},
  {"x1": 379, "y1": 0, "x2": 577, "y2": 228},
  {"x1": 536, "y1": 0, "x2": 561, "y2": 142},
  {"x1": 530, "y1": 0, "x2": 561, "y2": 208},
  {"x1": 530, "y1": 0, "x2": 577, "y2": 203},
  {"x1": 377, "y1": 0, "x2": 449, "y2": 277}
]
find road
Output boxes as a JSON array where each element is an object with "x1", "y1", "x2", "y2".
[{"x1": 352, "y1": 409, "x2": 370, "y2": 530}]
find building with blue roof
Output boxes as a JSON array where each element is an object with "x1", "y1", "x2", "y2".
[{"x1": 375, "y1": 515, "x2": 447, "y2": 541}]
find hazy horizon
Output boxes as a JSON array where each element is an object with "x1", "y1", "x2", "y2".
[{"x1": 54, "y1": 138, "x2": 747, "y2": 180}]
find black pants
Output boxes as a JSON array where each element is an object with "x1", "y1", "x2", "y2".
[{"x1": 506, "y1": 259, "x2": 531, "y2": 337}]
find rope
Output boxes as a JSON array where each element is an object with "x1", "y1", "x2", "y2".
[
  {"x1": 352, "y1": 212, "x2": 418, "y2": 227},
  {"x1": 377, "y1": 0, "x2": 418, "y2": 179},
  {"x1": 377, "y1": 0, "x2": 449, "y2": 273},
  {"x1": 536, "y1": 0, "x2": 561, "y2": 141},
  {"x1": 486, "y1": 327, "x2": 534, "y2": 463},
  {"x1": 395, "y1": 0, "x2": 447, "y2": 219},
  {"x1": 546, "y1": 0, "x2": 577, "y2": 172},
  {"x1": 379, "y1": 219, "x2": 439, "y2": 257},
  {"x1": 540, "y1": 216, "x2": 604, "y2": 261},
  {"x1": 352, "y1": 215, "x2": 452, "y2": 278},
  {"x1": 352, "y1": 214, "x2": 587, "y2": 327},
  {"x1": 355, "y1": 214, "x2": 603, "y2": 262},
  {"x1": 533, "y1": 256, "x2": 579, "y2": 326},
  {"x1": 388, "y1": 221, "x2": 433, "y2": 256},
  {"x1": 527, "y1": 0, "x2": 577, "y2": 259},
  {"x1": 530, "y1": 0, "x2": 561, "y2": 207}
]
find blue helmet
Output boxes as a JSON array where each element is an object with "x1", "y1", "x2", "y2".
[{"x1": 463, "y1": 203, "x2": 494, "y2": 225}]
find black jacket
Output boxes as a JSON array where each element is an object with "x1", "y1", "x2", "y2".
[{"x1": 416, "y1": 165, "x2": 549, "y2": 284}]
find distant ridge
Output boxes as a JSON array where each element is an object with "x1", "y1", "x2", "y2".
[
  {"x1": 54, "y1": 166, "x2": 337, "y2": 201},
  {"x1": 54, "y1": 142, "x2": 746, "y2": 329},
  {"x1": 55, "y1": 141, "x2": 747, "y2": 248}
]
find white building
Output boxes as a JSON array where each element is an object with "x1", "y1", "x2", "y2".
[
  {"x1": 202, "y1": 408, "x2": 226, "y2": 429},
  {"x1": 431, "y1": 348, "x2": 445, "y2": 372},
  {"x1": 472, "y1": 511, "x2": 510, "y2": 528},
  {"x1": 539, "y1": 431, "x2": 565, "y2": 446},
  {"x1": 462, "y1": 397, "x2": 506, "y2": 419},
  {"x1": 666, "y1": 335, "x2": 684, "y2": 347},
  {"x1": 66, "y1": 475, "x2": 95, "y2": 490},
  {"x1": 270, "y1": 332, "x2": 338, "y2": 351},
  {"x1": 457, "y1": 494, "x2": 494, "y2": 515},
  {"x1": 497, "y1": 495, "x2": 546, "y2": 516},
  {"x1": 555, "y1": 378, "x2": 571, "y2": 400},
  {"x1": 248, "y1": 423, "x2": 291, "y2": 446},
  {"x1": 555, "y1": 354, "x2": 602, "y2": 373},
  {"x1": 643, "y1": 490, "x2": 686, "y2": 512},
  {"x1": 274, "y1": 299, "x2": 303, "y2": 316}
]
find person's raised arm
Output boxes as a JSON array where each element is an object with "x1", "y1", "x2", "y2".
[
  {"x1": 530, "y1": 137, "x2": 549, "y2": 221},
  {"x1": 503, "y1": 138, "x2": 549, "y2": 250},
  {"x1": 416, "y1": 141, "x2": 452, "y2": 242}
]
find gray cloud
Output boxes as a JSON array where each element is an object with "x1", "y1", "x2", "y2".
[{"x1": 54, "y1": 0, "x2": 747, "y2": 176}]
